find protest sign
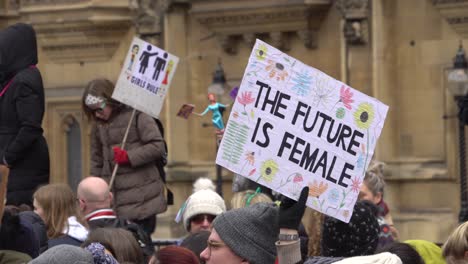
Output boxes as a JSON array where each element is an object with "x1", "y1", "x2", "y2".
[
  {"x1": 113, "y1": 37, "x2": 179, "y2": 118},
  {"x1": 177, "y1": 104, "x2": 195, "y2": 119},
  {"x1": 216, "y1": 39, "x2": 388, "y2": 222}
]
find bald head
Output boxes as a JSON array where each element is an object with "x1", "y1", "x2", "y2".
[{"x1": 77, "y1": 176, "x2": 112, "y2": 214}]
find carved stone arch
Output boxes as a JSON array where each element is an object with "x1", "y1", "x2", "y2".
[
  {"x1": 60, "y1": 113, "x2": 83, "y2": 191},
  {"x1": 61, "y1": 114, "x2": 79, "y2": 132}
]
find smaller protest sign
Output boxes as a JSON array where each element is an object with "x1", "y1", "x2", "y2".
[
  {"x1": 177, "y1": 104, "x2": 195, "y2": 119},
  {"x1": 113, "y1": 37, "x2": 179, "y2": 118}
]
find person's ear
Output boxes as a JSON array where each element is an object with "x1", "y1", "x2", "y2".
[
  {"x1": 374, "y1": 192, "x2": 382, "y2": 204},
  {"x1": 78, "y1": 199, "x2": 86, "y2": 211},
  {"x1": 240, "y1": 260, "x2": 250, "y2": 264}
]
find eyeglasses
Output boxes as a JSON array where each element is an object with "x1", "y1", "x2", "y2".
[
  {"x1": 89, "y1": 102, "x2": 107, "y2": 114},
  {"x1": 205, "y1": 239, "x2": 226, "y2": 258},
  {"x1": 191, "y1": 214, "x2": 216, "y2": 224}
]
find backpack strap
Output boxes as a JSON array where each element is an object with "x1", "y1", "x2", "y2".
[{"x1": 135, "y1": 111, "x2": 173, "y2": 205}]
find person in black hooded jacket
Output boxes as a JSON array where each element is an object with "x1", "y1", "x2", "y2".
[{"x1": 0, "y1": 23, "x2": 49, "y2": 206}]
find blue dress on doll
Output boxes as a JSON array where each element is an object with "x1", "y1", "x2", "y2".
[{"x1": 201, "y1": 103, "x2": 226, "y2": 130}]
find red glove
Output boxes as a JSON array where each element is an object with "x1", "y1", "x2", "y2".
[{"x1": 113, "y1": 147, "x2": 130, "y2": 165}]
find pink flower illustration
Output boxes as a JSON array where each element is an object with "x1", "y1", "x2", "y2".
[
  {"x1": 237, "y1": 91, "x2": 255, "y2": 106},
  {"x1": 245, "y1": 152, "x2": 255, "y2": 165},
  {"x1": 339, "y1": 85, "x2": 354, "y2": 110},
  {"x1": 237, "y1": 91, "x2": 256, "y2": 119},
  {"x1": 293, "y1": 174, "x2": 303, "y2": 183},
  {"x1": 351, "y1": 176, "x2": 362, "y2": 193}
]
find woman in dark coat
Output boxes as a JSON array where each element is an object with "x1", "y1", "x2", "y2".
[{"x1": 0, "y1": 23, "x2": 50, "y2": 206}]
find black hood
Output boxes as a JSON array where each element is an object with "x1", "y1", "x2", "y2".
[{"x1": 0, "y1": 23, "x2": 38, "y2": 82}]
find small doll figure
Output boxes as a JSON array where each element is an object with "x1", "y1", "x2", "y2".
[
  {"x1": 127, "y1": 44, "x2": 139, "y2": 71},
  {"x1": 195, "y1": 93, "x2": 229, "y2": 134}
]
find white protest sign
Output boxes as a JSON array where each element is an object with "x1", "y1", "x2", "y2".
[
  {"x1": 113, "y1": 37, "x2": 179, "y2": 118},
  {"x1": 216, "y1": 39, "x2": 388, "y2": 222}
]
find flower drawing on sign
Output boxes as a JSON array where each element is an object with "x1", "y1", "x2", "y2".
[
  {"x1": 354, "y1": 102, "x2": 375, "y2": 130},
  {"x1": 308, "y1": 180, "x2": 328, "y2": 198},
  {"x1": 248, "y1": 168, "x2": 256, "y2": 177},
  {"x1": 293, "y1": 173, "x2": 303, "y2": 183},
  {"x1": 256, "y1": 44, "x2": 268, "y2": 60},
  {"x1": 245, "y1": 151, "x2": 255, "y2": 165},
  {"x1": 221, "y1": 121, "x2": 250, "y2": 165},
  {"x1": 240, "y1": 151, "x2": 255, "y2": 174},
  {"x1": 339, "y1": 85, "x2": 354, "y2": 110},
  {"x1": 311, "y1": 76, "x2": 334, "y2": 108},
  {"x1": 257, "y1": 159, "x2": 279, "y2": 183},
  {"x1": 356, "y1": 143, "x2": 366, "y2": 169},
  {"x1": 342, "y1": 210, "x2": 350, "y2": 219},
  {"x1": 350, "y1": 176, "x2": 362, "y2": 193},
  {"x1": 336, "y1": 107, "x2": 345, "y2": 119},
  {"x1": 266, "y1": 60, "x2": 288, "y2": 81},
  {"x1": 327, "y1": 188, "x2": 340, "y2": 205},
  {"x1": 237, "y1": 91, "x2": 256, "y2": 119},
  {"x1": 278, "y1": 172, "x2": 302, "y2": 190},
  {"x1": 291, "y1": 70, "x2": 312, "y2": 96}
]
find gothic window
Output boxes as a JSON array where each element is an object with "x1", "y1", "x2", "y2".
[{"x1": 64, "y1": 116, "x2": 82, "y2": 191}]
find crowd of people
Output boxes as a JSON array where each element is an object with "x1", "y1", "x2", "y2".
[{"x1": 0, "y1": 22, "x2": 467, "y2": 264}]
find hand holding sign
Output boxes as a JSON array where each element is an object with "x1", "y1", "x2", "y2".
[{"x1": 279, "y1": 186, "x2": 309, "y2": 230}]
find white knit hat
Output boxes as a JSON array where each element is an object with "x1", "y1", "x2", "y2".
[{"x1": 182, "y1": 189, "x2": 226, "y2": 232}]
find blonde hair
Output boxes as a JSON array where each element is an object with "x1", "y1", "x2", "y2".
[
  {"x1": 364, "y1": 160, "x2": 386, "y2": 196},
  {"x1": 231, "y1": 189, "x2": 272, "y2": 209},
  {"x1": 442, "y1": 221, "x2": 468, "y2": 263},
  {"x1": 33, "y1": 183, "x2": 87, "y2": 238}
]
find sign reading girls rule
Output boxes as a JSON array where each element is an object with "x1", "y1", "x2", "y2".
[
  {"x1": 216, "y1": 39, "x2": 388, "y2": 222},
  {"x1": 113, "y1": 37, "x2": 179, "y2": 118}
]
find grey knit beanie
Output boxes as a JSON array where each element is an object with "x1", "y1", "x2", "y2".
[
  {"x1": 28, "y1": 245, "x2": 94, "y2": 264},
  {"x1": 212, "y1": 202, "x2": 278, "y2": 264}
]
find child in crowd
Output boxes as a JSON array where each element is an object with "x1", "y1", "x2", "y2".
[
  {"x1": 33, "y1": 183, "x2": 88, "y2": 248},
  {"x1": 442, "y1": 221, "x2": 468, "y2": 264},
  {"x1": 359, "y1": 161, "x2": 399, "y2": 248},
  {"x1": 82, "y1": 78, "x2": 167, "y2": 236}
]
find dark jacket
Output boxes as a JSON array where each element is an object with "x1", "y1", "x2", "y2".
[
  {"x1": 90, "y1": 109, "x2": 166, "y2": 220},
  {"x1": 0, "y1": 23, "x2": 49, "y2": 206},
  {"x1": 20, "y1": 211, "x2": 48, "y2": 254},
  {"x1": 47, "y1": 235, "x2": 82, "y2": 248},
  {"x1": 86, "y1": 208, "x2": 155, "y2": 258},
  {"x1": 0, "y1": 210, "x2": 46, "y2": 258}
]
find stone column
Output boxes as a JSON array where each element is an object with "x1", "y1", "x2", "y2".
[
  {"x1": 370, "y1": 0, "x2": 398, "y2": 161},
  {"x1": 163, "y1": 2, "x2": 191, "y2": 165}
]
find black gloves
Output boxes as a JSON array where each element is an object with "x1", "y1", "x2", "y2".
[{"x1": 278, "y1": 187, "x2": 309, "y2": 230}]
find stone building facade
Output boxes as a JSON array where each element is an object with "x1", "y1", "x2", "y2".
[{"x1": 0, "y1": 0, "x2": 466, "y2": 245}]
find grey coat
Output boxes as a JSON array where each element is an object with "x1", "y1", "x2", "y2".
[{"x1": 90, "y1": 107, "x2": 167, "y2": 220}]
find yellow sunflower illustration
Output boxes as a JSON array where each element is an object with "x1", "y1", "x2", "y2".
[
  {"x1": 259, "y1": 159, "x2": 279, "y2": 182},
  {"x1": 354, "y1": 102, "x2": 375, "y2": 130},
  {"x1": 256, "y1": 44, "x2": 268, "y2": 61}
]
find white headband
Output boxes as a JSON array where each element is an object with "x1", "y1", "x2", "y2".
[{"x1": 85, "y1": 94, "x2": 105, "y2": 107}]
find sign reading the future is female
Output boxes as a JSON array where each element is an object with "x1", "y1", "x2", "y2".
[
  {"x1": 216, "y1": 39, "x2": 388, "y2": 222},
  {"x1": 113, "y1": 37, "x2": 179, "y2": 118}
]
